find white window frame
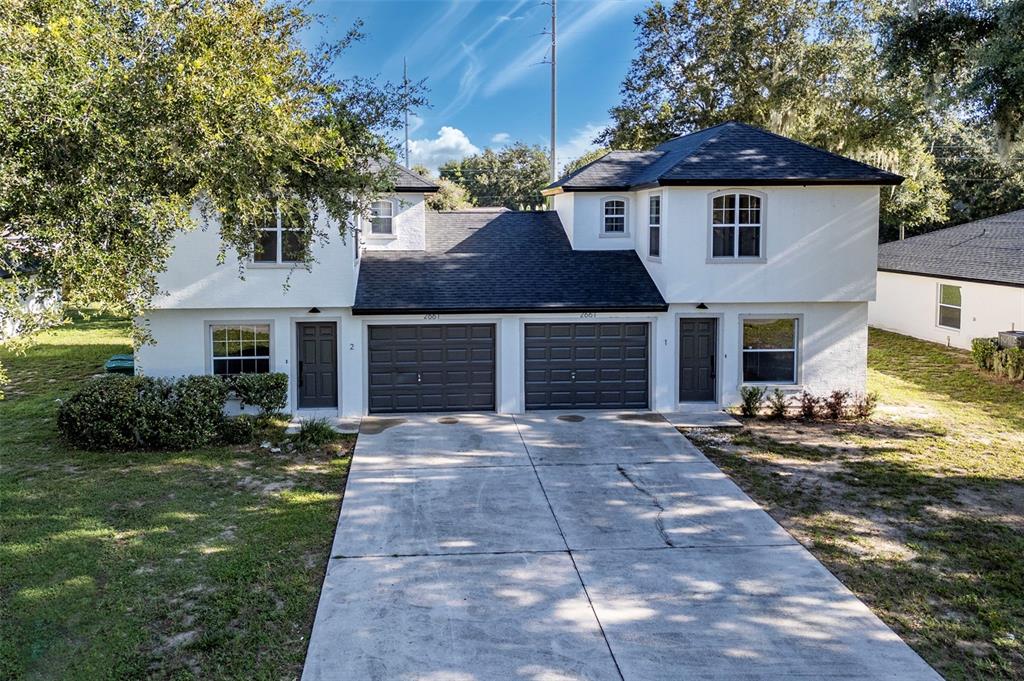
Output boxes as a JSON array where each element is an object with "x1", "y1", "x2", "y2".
[
  {"x1": 252, "y1": 207, "x2": 304, "y2": 265},
  {"x1": 647, "y1": 193, "x2": 662, "y2": 259},
  {"x1": 206, "y1": 321, "x2": 274, "y2": 377},
  {"x1": 936, "y1": 283, "x2": 962, "y2": 331},
  {"x1": 739, "y1": 315, "x2": 801, "y2": 386},
  {"x1": 601, "y1": 196, "x2": 629, "y2": 237},
  {"x1": 707, "y1": 189, "x2": 766, "y2": 262},
  {"x1": 366, "y1": 198, "x2": 397, "y2": 238}
]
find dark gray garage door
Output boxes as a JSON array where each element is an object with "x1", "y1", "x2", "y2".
[
  {"x1": 367, "y1": 324, "x2": 496, "y2": 414},
  {"x1": 524, "y1": 323, "x2": 649, "y2": 410}
]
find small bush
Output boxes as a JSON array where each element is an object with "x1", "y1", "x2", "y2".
[
  {"x1": 766, "y1": 388, "x2": 788, "y2": 419},
  {"x1": 293, "y1": 417, "x2": 337, "y2": 451},
  {"x1": 993, "y1": 347, "x2": 1024, "y2": 381},
  {"x1": 971, "y1": 338, "x2": 999, "y2": 371},
  {"x1": 823, "y1": 389, "x2": 850, "y2": 420},
  {"x1": 798, "y1": 391, "x2": 819, "y2": 420},
  {"x1": 58, "y1": 374, "x2": 229, "y2": 451},
  {"x1": 231, "y1": 372, "x2": 288, "y2": 415},
  {"x1": 852, "y1": 392, "x2": 879, "y2": 420},
  {"x1": 220, "y1": 414, "x2": 259, "y2": 445},
  {"x1": 739, "y1": 386, "x2": 767, "y2": 417}
]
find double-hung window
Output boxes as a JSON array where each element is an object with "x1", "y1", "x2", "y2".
[
  {"x1": 648, "y1": 195, "x2": 661, "y2": 257},
  {"x1": 602, "y1": 198, "x2": 626, "y2": 234},
  {"x1": 711, "y1": 192, "x2": 762, "y2": 258},
  {"x1": 742, "y1": 318, "x2": 798, "y2": 384},
  {"x1": 254, "y1": 210, "x2": 304, "y2": 264},
  {"x1": 937, "y1": 284, "x2": 961, "y2": 330},
  {"x1": 211, "y1": 324, "x2": 271, "y2": 376},
  {"x1": 369, "y1": 200, "x2": 395, "y2": 235}
]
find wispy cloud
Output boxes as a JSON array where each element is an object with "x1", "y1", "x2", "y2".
[
  {"x1": 483, "y1": 0, "x2": 632, "y2": 97},
  {"x1": 409, "y1": 126, "x2": 481, "y2": 172},
  {"x1": 436, "y1": 44, "x2": 484, "y2": 121},
  {"x1": 491, "y1": 132, "x2": 511, "y2": 145},
  {"x1": 557, "y1": 121, "x2": 608, "y2": 170}
]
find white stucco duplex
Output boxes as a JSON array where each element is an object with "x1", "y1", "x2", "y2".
[{"x1": 137, "y1": 121, "x2": 903, "y2": 417}]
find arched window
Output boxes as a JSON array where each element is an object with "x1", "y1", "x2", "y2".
[
  {"x1": 710, "y1": 191, "x2": 763, "y2": 259},
  {"x1": 602, "y1": 197, "x2": 627, "y2": 234}
]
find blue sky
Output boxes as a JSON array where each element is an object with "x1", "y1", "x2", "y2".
[{"x1": 308, "y1": 0, "x2": 645, "y2": 171}]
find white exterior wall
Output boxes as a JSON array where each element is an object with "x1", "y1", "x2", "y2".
[
  {"x1": 139, "y1": 302, "x2": 868, "y2": 416},
  {"x1": 361, "y1": 193, "x2": 427, "y2": 252},
  {"x1": 869, "y1": 272, "x2": 1024, "y2": 349},
  {"x1": 556, "y1": 185, "x2": 879, "y2": 303}
]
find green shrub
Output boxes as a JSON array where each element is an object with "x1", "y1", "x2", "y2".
[
  {"x1": 220, "y1": 414, "x2": 259, "y2": 445},
  {"x1": 852, "y1": 392, "x2": 879, "y2": 420},
  {"x1": 739, "y1": 386, "x2": 767, "y2": 417},
  {"x1": 57, "y1": 375, "x2": 143, "y2": 450},
  {"x1": 798, "y1": 391, "x2": 819, "y2": 420},
  {"x1": 58, "y1": 374, "x2": 229, "y2": 451},
  {"x1": 823, "y1": 389, "x2": 850, "y2": 420},
  {"x1": 766, "y1": 388, "x2": 789, "y2": 419},
  {"x1": 971, "y1": 338, "x2": 999, "y2": 370},
  {"x1": 993, "y1": 347, "x2": 1024, "y2": 381},
  {"x1": 231, "y1": 372, "x2": 288, "y2": 415},
  {"x1": 293, "y1": 417, "x2": 337, "y2": 451}
]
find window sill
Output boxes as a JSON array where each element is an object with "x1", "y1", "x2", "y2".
[
  {"x1": 248, "y1": 261, "x2": 303, "y2": 269},
  {"x1": 706, "y1": 256, "x2": 767, "y2": 264},
  {"x1": 936, "y1": 325, "x2": 961, "y2": 333},
  {"x1": 599, "y1": 231, "x2": 630, "y2": 239},
  {"x1": 365, "y1": 233, "x2": 398, "y2": 241},
  {"x1": 741, "y1": 382, "x2": 801, "y2": 391},
  {"x1": 646, "y1": 255, "x2": 662, "y2": 262}
]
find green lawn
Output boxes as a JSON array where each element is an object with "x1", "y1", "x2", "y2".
[
  {"x1": 0, "y1": 315, "x2": 353, "y2": 680},
  {"x1": 689, "y1": 328, "x2": 1024, "y2": 680}
]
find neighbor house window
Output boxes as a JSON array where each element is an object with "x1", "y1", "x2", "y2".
[
  {"x1": 937, "y1": 284, "x2": 961, "y2": 330},
  {"x1": 711, "y1": 191, "x2": 762, "y2": 258},
  {"x1": 369, "y1": 200, "x2": 395, "y2": 235},
  {"x1": 742, "y1": 318, "x2": 798, "y2": 384},
  {"x1": 254, "y1": 210, "x2": 304, "y2": 264},
  {"x1": 211, "y1": 324, "x2": 271, "y2": 376},
  {"x1": 602, "y1": 198, "x2": 627, "y2": 234},
  {"x1": 648, "y1": 195, "x2": 661, "y2": 257}
]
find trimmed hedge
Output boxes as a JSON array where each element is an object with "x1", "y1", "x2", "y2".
[
  {"x1": 58, "y1": 375, "x2": 229, "y2": 451},
  {"x1": 230, "y1": 372, "x2": 288, "y2": 415}
]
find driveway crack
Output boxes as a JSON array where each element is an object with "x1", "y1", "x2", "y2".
[{"x1": 616, "y1": 465, "x2": 675, "y2": 547}]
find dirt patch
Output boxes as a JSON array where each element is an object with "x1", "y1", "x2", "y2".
[{"x1": 359, "y1": 418, "x2": 406, "y2": 435}]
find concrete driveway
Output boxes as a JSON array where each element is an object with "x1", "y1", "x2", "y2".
[{"x1": 303, "y1": 412, "x2": 941, "y2": 681}]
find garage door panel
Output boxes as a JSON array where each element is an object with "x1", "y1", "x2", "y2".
[
  {"x1": 524, "y1": 323, "x2": 649, "y2": 410},
  {"x1": 368, "y1": 324, "x2": 496, "y2": 414}
]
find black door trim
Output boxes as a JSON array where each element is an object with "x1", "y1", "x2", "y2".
[
  {"x1": 296, "y1": 321, "x2": 339, "y2": 409},
  {"x1": 678, "y1": 316, "x2": 718, "y2": 402}
]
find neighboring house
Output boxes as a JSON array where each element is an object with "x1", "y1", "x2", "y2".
[
  {"x1": 137, "y1": 121, "x2": 902, "y2": 416},
  {"x1": 0, "y1": 255, "x2": 59, "y2": 341},
  {"x1": 869, "y1": 209, "x2": 1024, "y2": 349}
]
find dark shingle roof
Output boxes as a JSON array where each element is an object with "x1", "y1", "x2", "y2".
[
  {"x1": 546, "y1": 121, "x2": 903, "y2": 192},
  {"x1": 878, "y1": 209, "x2": 1024, "y2": 287},
  {"x1": 392, "y1": 164, "x2": 440, "y2": 192},
  {"x1": 353, "y1": 209, "x2": 667, "y2": 314}
]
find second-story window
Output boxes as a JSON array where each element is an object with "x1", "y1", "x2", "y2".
[
  {"x1": 254, "y1": 209, "x2": 304, "y2": 264},
  {"x1": 369, "y1": 200, "x2": 395, "y2": 235},
  {"x1": 648, "y1": 195, "x2": 661, "y2": 257},
  {"x1": 711, "y1": 192, "x2": 762, "y2": 259},
  {"x1": 603, "y1": 198, "x2": 626, "y2": 234}
]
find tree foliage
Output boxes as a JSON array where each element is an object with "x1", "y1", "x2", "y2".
[
  {"x1": 439, "y1": 143, "x2": 550, "y2": 209},
  {"x1": 598, "y1": 0, "x2": 950, "y2": 235},
  {"x1": 0, "y1": 0, "x2": 422, "y2": 359},
  {"x1": 881, "y1": 0, "x2": 1024, "y2": 158},
  {"x1": 411, "y1": 164, "x2": 471, "y2": 211}
]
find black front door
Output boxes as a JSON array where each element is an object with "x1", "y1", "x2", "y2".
[
  {"x1": 679, "y1": 318, "x2": 716, "y2": 401},
  {"x1": 297, "y1": 322, "x2": 338, "y2": 408}
]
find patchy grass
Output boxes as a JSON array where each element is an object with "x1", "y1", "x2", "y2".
[
  {"x1": 0, "y1": 315, "x2": 352, "y2": 680},
  {"x1": 687, "y1": 328, "x2": 1024, "y2": 680}
]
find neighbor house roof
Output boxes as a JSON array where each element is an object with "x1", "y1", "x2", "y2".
[
  {"x1": 353, "y1": 209, "x2": 667, "y2": 314},
  {"x1": 878, "y1": 209, "x2": 1024, "y2": 288},
  {"x1": 392, "y1": 164, "x2": 440, "y2": 193},
  {"x1": 544, "y1": 121, "x2": 903, "y2": 194}
]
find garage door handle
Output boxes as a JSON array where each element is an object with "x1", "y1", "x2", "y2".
[
  {"x1": 571, "y1": 371, "x2": 576, "y2": 383},
  {"x1": 417, "y1": 372, "x2": 422, "y2": 384}
]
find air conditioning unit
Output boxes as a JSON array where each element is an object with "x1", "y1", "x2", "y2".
[{"x1": 998, "y1": 330, "x2": 1024, "y2": 349}]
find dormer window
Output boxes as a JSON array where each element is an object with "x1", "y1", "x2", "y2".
[
  {"x1": 710, "y1": 191, "x2": 763, "y2": 259},
  {"x1": 369, "y1": 199, "x2": 396, "y2": 235},
  {"x1": 602, "y1": 198, "x2": 627, "y2": 235}
]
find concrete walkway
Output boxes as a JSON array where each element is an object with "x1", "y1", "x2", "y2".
[{"x1": 303, "y1": 412, "x2": 941, "y2": 681}]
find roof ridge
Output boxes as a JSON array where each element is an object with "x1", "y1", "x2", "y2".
[{"x1": 656, "y1": 120, "x2": 738, "y2": 147}]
